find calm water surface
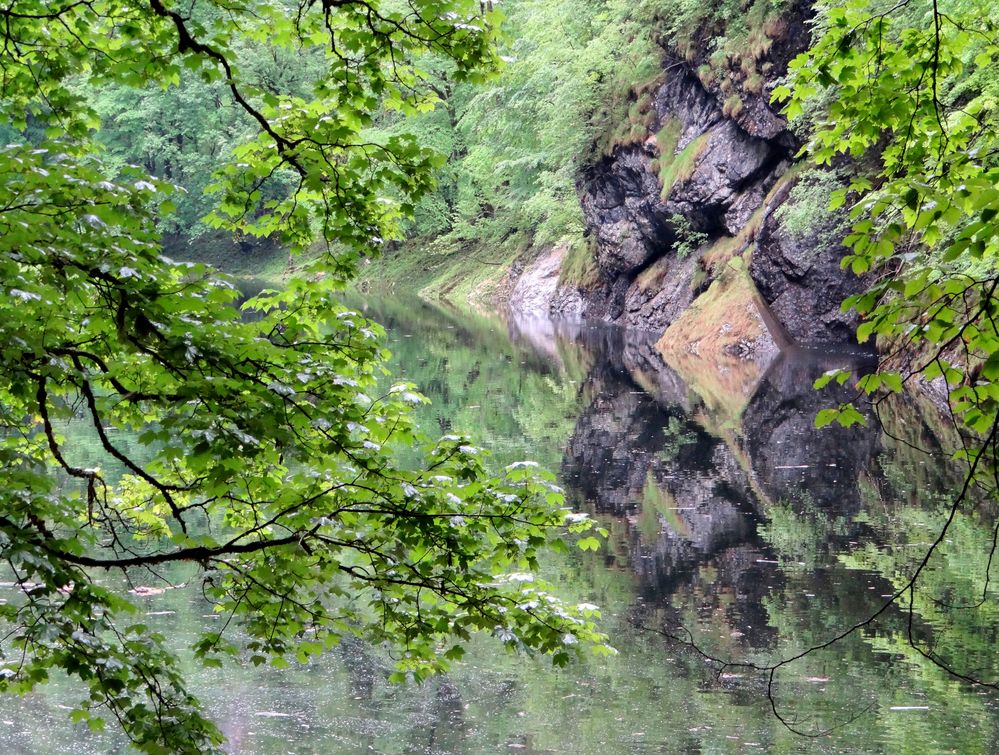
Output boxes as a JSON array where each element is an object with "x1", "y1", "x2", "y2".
[{"x1": 2, "y1": 295, "x2": 997, "y2": 754}]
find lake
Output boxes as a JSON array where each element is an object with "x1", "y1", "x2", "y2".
[{"x1": 1, "y1": 295, "x2": 996, "y2": 753}]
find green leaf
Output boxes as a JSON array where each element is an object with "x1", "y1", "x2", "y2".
[{"x1": 815, "y1": 408, "x2": 839, "y2": 429}]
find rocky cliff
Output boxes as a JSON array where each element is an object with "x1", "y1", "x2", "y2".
[{"x1": 508, "y1": 1, "x2": 869, "y2": 360}]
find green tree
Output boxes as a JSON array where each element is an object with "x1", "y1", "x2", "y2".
[
  {"x1": 0, "y1": 1, "x2": 610, "y2": 751},
  {"x1": 376, "y1": 0, "x2": 663, "y2": 256},
  {"x1": 725, "y1": 0, "x2": 999, "y2": 701},
  {"x1": 83, "y1": 28, "x2": 328, "y2": 246}
]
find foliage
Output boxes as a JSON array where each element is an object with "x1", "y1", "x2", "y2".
[
  {"x1": 85, "y1": 75, "x2": 249, "y2": 242},
  {"x1": 83, "y1": 35, "x2": 326, "y2": 248},
  {"x1": 354, "y1": 0, "x2": 665, "y2": 288},
  {"x1": 92, "y1": 0, "x2": 724, "y2": 290},
  {"x1": 668, "y1": 0, "x2": 790, "y2": 106},
  {"x1": 772, "y1": 167, "x2": 850, "y2": 254},
  {"x1": 774, "y1": 0, "x2": 999, "y2": 689},
  {"x1": 450, "y1": 0, "x2": 661, "y2": 247},
  {"x1": 669, "y1": 214, "x2": 709, "y2": 259},
  {"x1": 0, "y1": 0, "x2": 615, "y2": 750}
]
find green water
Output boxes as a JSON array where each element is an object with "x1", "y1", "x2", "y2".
[{"x1": 2, "y1": 296, "x2": 997, "y2": 754}]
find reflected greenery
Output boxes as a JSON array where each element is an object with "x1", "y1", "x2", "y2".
[{"x1": 3, "y1": 297, "x2": 999, "y2": 753}]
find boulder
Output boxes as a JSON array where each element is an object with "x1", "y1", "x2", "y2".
[{"x1": 578, "y1": 146, "x2": 674, "y2": 279}]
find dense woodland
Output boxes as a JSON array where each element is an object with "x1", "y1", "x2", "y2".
[{"x1": 1, "y1": 0, "x2": 999, "y2": 751}]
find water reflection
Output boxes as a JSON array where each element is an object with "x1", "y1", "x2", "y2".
[
  {"x1": 499, "y1": 302, "x2": 999, "y2": 750},
  {"x1": 744, "y1": 349, "x2": 879, "y2": 513},
  {"x1": 3, "y1": 295, "x2": 998, "y2": 753},
  {"x1": 515, "y1": 312, "x2": 878, "y2": 605}
]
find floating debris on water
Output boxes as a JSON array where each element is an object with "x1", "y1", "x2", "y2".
[{"x1": 129, "y1": 586, "x2": 167, "y2": 596}]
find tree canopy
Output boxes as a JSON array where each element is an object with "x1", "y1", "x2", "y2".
[
  {"x1": 769, "y1": 0, "x2": 999, "y2": 692},
  {"x1": 9, "y1": 0, "x2": 999, "y2": 747},
  {"x1": 0, "y1": 1, "x2": 611, "y2": 751}
]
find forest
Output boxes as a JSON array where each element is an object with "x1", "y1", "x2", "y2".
[{"x1": 0, "y1": 0, "x2": 998, "y2": 752}]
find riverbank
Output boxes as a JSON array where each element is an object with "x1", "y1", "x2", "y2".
[{"x1": 353, "y1": 236, "x2": 525, "y2": 313}]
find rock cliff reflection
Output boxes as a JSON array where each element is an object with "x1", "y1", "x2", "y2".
[{"x1": 506, "y1": 309, "x2": 971, "y2": 667}]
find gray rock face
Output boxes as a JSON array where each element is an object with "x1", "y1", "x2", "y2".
[
  {"x1": 578, "y1": 146, "x2": 675, "y2": 280},
  {"x1": 652, "y1": 69, "x2": 721, "y2": 143},
  {"x1": 575, "y1": 69, "x2": 785, "y2": 291},
  {"x1": 617, "y1": 253, "x2": 697, "y2": 335},
  {"x1": 509, "y1": 1, "x2": 863, "y2": 351},
  {"x1": 549, "y1": 286, "x2": 589, "y2": 317},
  {"x1": 507, "y1": 243, "x2": 612, "y2": 320},
  {"x1": 662, "y1": 120, "x2": 779, "y2": 234},
  {"x1": 749, "y1": 206, "x2": 867, "y2": 343},
  {"x1": 508, "y1": 245, "x2": 565, "y2": 317},
  {"x1": 570, "y1": 66, "x2": 790, "y2": 333},
  {"x1": 504, "y1": 0, "x2": 865, "y2": 352},
  {"x1": 678, "y1": 2, "x2": 814, "y2": 144}
]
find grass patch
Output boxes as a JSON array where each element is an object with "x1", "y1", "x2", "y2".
[
  {"x1": 701, "y1": 208, "x2": 764, "y2": 273},
  {"x1": 671, "y1": 0, "x2": 792, "y2": 114},
  {"x1": 722, "y1": 94, "x2": 744, "y2": 118},
  {"x1": 558, "y1": 236, "x2": 602, "y2": 289},
  {"x1": 660, "y1": 132, "x2": 710, "y2": 200},
  {"x1": 655, "y1": 118, "x2": 682, "y2": 159},
  {"x1": 702, "y1": 236, "x2": 752, "y2": 273},
  {"x1": 744, "y1": 72, "x2": 765, "y2": 95},
  {"x1": 635, "y1": 255, "x2": 675, "y2": 291},
  {"x1": 658, "y1": 260, "x2": 769, "y2": 360},
  {"x1": 593, "y1": 74, "x2": 665, "y2": 156}
]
